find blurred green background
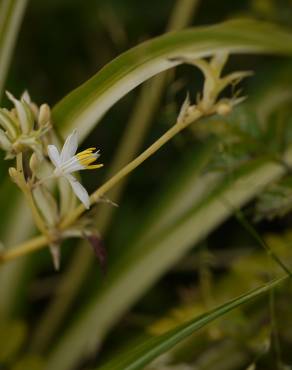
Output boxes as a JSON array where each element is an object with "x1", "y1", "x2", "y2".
[{"x1": 1, "y1": 0, "x2": 292, "y2": 370}]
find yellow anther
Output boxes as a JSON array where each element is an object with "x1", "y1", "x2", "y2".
[
  {"x1": 87, "y1": 164, "x2": 103, "y2": 170},
  {"x1": 77, "y1": 154, "x2": 94, "y2": 161},
  {"x1": 78, "y1": 157, "x2": 93, "y2": 166},
  {"x1": 77, "y1": 147, "x2": 96, "y2": 156},
  {"x1": 76, "y1": 148, "x2": 102, "y2": 169}
]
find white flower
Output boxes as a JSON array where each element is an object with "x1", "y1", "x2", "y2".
[{"x1": 47, "y1": 129, "x2": 103, "y2": 209}]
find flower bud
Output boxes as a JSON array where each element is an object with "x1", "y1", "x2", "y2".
[
  {"x1": 216, "y1": 102, "x2": 232, "y2": 116},
  {"x1": 6, "y1": 91, "x2": 34, "y2": 134},
  {"x1": 38, "y1": 104, "x2": 51, "y2": 127},
  {"x1": 21, "y1": 90, "x2": 31, "y2": 103},
  {"x1": 0, "y1": 129, "x2": 12, "y2": 151},
  {"x1": 8, "y1": 167, "x2": 18, "y2": 182},
  {"x1": 0, "y1": 109, "x2": 18, "y2": 139},
  {"x1": 29, "y1": 153, "x2": 39, "y2": 173}
]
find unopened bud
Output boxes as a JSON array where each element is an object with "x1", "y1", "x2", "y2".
[
  {"x1": 6, "y1": 91, "x2": 34, "y2": 134},
  {"x1": 0, "y1": 129, "x2": 11, "y2": 151},
  {"x1": 30, "y1": 103, "x2": 39, "y2": 120},
  {"x1": 21, "y1": 90, "x2": 31, "y2": 103},
  {"x1": 8, "y1": 167, "x2": 18, "y2": 182},
  {"x1": 216, "y1": 102, "x2": 232, "y2": 116},
  {"x1": 38, "y1": 104, "x2": 51, "y2": 126},
  {"x1": 29, "y1": 153, "x2": 39, "y2": 173}
]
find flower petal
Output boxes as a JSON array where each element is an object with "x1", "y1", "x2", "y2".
[
  {"x1": 47, "y1": 145, "x2": 61, "y2": 167},
  {"x1": 60, "y1": 129, "x2": 78, "y2": 162},
  {"x1": 67, "y1": 174, "x2": 90, "y2": 209},
  {"x1": 6, "y1": 91, "x2": 34, "y2": 134}
]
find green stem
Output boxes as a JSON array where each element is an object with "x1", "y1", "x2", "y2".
[
  {"x1": 0, "y1": 234, "x2": 48, "y2": 263},
  {"x1": 16, "y1": 154, "x2": 48, "y2": 236},
  {"x1": 60, "y1": 114, "x2": 201, "y2": 230}
]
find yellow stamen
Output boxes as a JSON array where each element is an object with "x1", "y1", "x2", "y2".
[
  {"x1": 76, "y1": 148, "x2": 102, "y2": 170},
  {"x1": 77, "y1": 154, "x2": 93, "y2": 161},
  {"x1": 77, "y1": 147, "x2": 96, "y2": 156},
  {"x1": 87, "y1": 164, "x2": 103, "y2": 170},
  {"x1": 81, "y1": 158, "x2": 95, "y2": 166}
]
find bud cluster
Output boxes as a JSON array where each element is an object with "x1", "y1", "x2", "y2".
[{"x1": 0, "y1": 91, "x2": 51, "y2": 159}]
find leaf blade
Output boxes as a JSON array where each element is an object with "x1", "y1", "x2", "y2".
[
  {"x1": 53, "y1": 19, "x2": 292, "y2": 140},
  {"x1": 0, "y1": 0, "x2": 28, "y2": 98},
  {"x1": 97, "y1": 276, "x2": 287, "y2": 370}
]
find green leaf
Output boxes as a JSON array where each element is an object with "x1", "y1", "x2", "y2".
[
  {"x1": 97, "y1": 276, "x2": 286, "y2": 370},
  {"x1": 0, "y1": 196, "x2": 33, "y2": 318},
  {"x1": 128, "y1": 139, "x2": 219, "y2": 247},
  {"x1": 53, "y1": 19, "x2": 292, "y2": 141},
  {"x1": 0, "y1": 0, "x2": 28, "y2": 98}
]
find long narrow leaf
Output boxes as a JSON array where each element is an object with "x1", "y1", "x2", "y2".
[
  {"x1": 0, "y1": 0, "x2": 29, "y2": 316},
  {"x1": 97, "y1": 276, "x2": 286, "y2": 370},
  {"x1": 53, "y1": 19, "x2": 292, "y2": 140},
  {"x1": 0, "y1": 197, "x2": 33, "y2": 318},
  {"x1": 0, "y1": 0, "x2": 28, "y2": 97}
]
